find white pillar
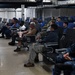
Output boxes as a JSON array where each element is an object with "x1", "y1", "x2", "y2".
[
  {"x1": 42, "y1": 9, "x2": 44, "y2": 20},
  {"x1": 52, "y1": 0, "x2": 58, "y2": 5},
  {"x1": 5, "y1": 11, "x2": 8, "y2": 18},
  {"x1": 21, "y1": 5, "x2": 25, "y2": 21},
  {"x1": 15, "y1": 9, "x2": 16, "y2": 17}
]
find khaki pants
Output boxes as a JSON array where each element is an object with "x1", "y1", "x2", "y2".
[{"x1": 28, "y1": 43, "x2": 44, "y2": 63}]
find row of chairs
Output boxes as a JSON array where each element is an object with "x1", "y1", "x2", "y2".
[
  {"x1": 42, "y1": 28, "x2": 75, "y2": 61},
  {"x1": 41, "y1": 28, "x2": 75, "y2": 74}
]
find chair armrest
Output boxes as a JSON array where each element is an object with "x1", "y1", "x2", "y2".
[
  {"x1": 26, "y1": 35, "x2": 36, "y2": 43},
  {"x1": 26, "y1": 35, "x2": 36, "y2": 37},
  {"x1": 44, "y1": 42, "x2": 58, "y2": 48},
  {"x1": 55, "y1": 48, "x2": 67, "y2": 54},
  {"x1": 41, "y1": 29, "x2": 47, "y2": 31},
  {"x1": 11, "y1": 28, "x2": 18, "y2": 30}
]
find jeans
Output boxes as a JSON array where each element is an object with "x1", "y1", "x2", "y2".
[{"x1": 28, "y1": 43, "x2": 44, "y2": 63}]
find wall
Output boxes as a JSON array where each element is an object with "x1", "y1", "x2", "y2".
[
  {"x1": 0, "y1": 7, "x2": 75, "y2": 21},
  {"x1": 26, "y1": 8, "x2": 35, "y2": 19},
  {"x1": 37, "y1": 8, "x2": 75, "y2": 19},
  {"x1": 0, "y1": 8, "x2": 36, "y2": 21}
]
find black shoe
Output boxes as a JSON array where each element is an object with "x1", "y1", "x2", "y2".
[
  {"x1": 14, "y1": 48, "x2": 21, "y2": 52},
  {"x1": 34, "y1": 54, "x2": 39, "y2": 63},
  {"x1": 6, "y1": 37, "x2": 10, "y2": 39},
  {"x1": 8, "y1": 42, "x2": 15, "y2": 46},
  {"x1": 24, "y1": 63, "x2": 34, "y2": 67},
  {"x1": 0, "y1": 36, "x2": 4, "y2": 38},
  {"x1": 34, "y1": 59, "x2": 39, "y2": 63}
]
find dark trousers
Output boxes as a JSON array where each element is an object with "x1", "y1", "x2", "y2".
[
  {"x1": 11, "y1": 33, "x2": 19, "y2": 43},
  {"x1": 0, "y1": 26, "x2": 7, "y2": 37},
  {"x1": 53, "y1": 64, "x2": 72, "y2": 75},
  {"x1": 0, "y1": 26, "x2": 11, "y2": 38}
]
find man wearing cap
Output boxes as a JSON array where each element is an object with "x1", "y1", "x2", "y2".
[{"x1": 14, "y1": 22, "x2": 37, "y2": 52}]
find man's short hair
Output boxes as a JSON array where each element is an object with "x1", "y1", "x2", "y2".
[
  {"x1": 64, "y1": 22, "x2": 68, "y2": 26},
  {"x1": 58, "y1": 17, "x2": 61, "y2": 19},
  {"x1": 51, "y1": 24, "x2": 58, "y2": 30},
  {"x1": 20, "y1": 21, "x2": 24, "y2": 26}
]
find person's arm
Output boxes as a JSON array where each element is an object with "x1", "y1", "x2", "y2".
[
  {"x1": 41, "y1": 32, "x2": 53, "y2": 42},
  {"x1": 23, "y1": 30, "x2": 29, "y2": 34},
  {"x1": 26, "y1": 29, "x2": 37, "y2": 36}
]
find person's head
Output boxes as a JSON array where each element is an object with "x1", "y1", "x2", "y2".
[
  {"x1": 12, "y1": 18, "x2": 18, "y2": 24},
  {"x1": 50, "y1": 20, "x2": 55, "y2": 25},
  {"x1": 32, "y1": 18, "x2": 38, "y2": 23},
  {"x1": 50, "y1": 24, "x2": 58, "y2": 31},
  {"x1": 38, "y1": 19, "x2": 42, "y2": 23},
  {"x1": 63, "y1": 22, "x2": 68, "y2": 28},
  {"x1": 57, "y1": 17, "x2": 61, "y2": 22},
  {"x1": 20, "y1": 21, "x2": 24, "y2": 26},
  {"x1": 51, "y1": 16, "x2": 55, "y2": 20},
  {"x1": 30, "y1": 22, "x2": 36, "y2": 29}
]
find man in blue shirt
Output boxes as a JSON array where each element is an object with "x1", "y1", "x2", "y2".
[
  {"x1": 24, "y1": 24, "x2": 58, "y2": 67},
  {"x1": 63, "y1": 22, "x2": 68, "y2": 34},
  {"x1": 10, "y1": 18, "x2": 20, "y2": 29},
  {"x1": 56, "y1": 17, "x2": 63, "y2": 27},
  {"x1": 0, "y1": 18, "x2": 20, "y2": 39}
]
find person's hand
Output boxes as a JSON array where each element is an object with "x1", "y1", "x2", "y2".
[
  {"x1": 17, "y1": 31, "x2": 23, "y2": 38},
  {"x1": 63, "y1": 53, "x2": 72, "y2": 60},
  {"x1": 36, "y1": 36, "x2": 41, "y2": 40}
]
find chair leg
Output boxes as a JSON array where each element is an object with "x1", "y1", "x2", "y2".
[{"x1": 34, "y1": 53, "x2": 39, "y2": 63}]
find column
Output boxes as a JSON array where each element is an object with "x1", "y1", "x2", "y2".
[
  {"x1": 21, "y1": 5, "x2": 25, "y2": 21},
  {"x1": 15, "y1": 8, "x2": 16, "y2": 17},
  {"x1": 42, "y1": 9, "x2": 44, "y2": 20}
]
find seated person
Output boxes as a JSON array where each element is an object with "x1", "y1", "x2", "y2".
[
  {"x1": 14, "y1": 22, "x2": 37, "y2": 52},
  {"x1": 0, "y1": 18, "x2": 20, "y2": 39},
  {"x1": 24, "y1": 24, "x2": 58, "y2": 67},
  {"x1": 56, "y1": 17, "x2": 63, "y2": 27},
  {"x1": 53, "y1": 43, "x2": 75, "y2": 75},
  {"x1": 47, "y1": 20, "x2": 56, "y2": 31},
  {"x1": 63, "y1": 22, "x2": 68, "y2": 34},
  {"x1": 37, "y1": 20, "x2": 56, "y2": 39},
  {"x1": 8, "y1": 21, "x2": 26, "y2": 46},
  {"x1": 60, "y1": 22, "x2": 68, "y2": 48}
]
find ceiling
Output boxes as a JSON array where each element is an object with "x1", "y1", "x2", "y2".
[
  {"x1": 0, "y1": 0, "x2": 75, "y2": 8},
  {"x1": 0, "y1": 2, "x2": 37, "y2": 8},
  {"x1": 0, "y1": 1, "x2": 52, "y2": 8}
]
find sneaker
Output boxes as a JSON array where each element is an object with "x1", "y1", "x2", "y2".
[
  {"x1": 0, "y1": 36, "x2": 4, "y2": 38},
  {"x1": 8, "y1": 42, "x2": 15, "y2": 46},
  {"x1": 24, "y1": 63, "x2": 34, "y2": 67},
  {"x1": 14, "y1": 48, "x2": 21, "y2": 52}
]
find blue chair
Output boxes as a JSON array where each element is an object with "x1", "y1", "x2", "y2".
[
  {"x1": 68, "y1": 23, "x2": 74, "y2": 29},
  {"x1": 56, "y1": 21, "x2": 63, "y2": 27}
]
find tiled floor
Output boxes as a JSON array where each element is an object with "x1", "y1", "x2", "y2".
[{"x1": 0, "y1": 38, "x2": 52, "y2": 75}]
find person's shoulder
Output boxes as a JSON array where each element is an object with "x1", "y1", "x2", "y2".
[{"x1": 48, "y1": 31, "x2": 57, "y2": 34}]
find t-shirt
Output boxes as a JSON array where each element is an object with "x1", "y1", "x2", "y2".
[{"x1": 19, "y1": 25, "x2": 26, "y2": 31}]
